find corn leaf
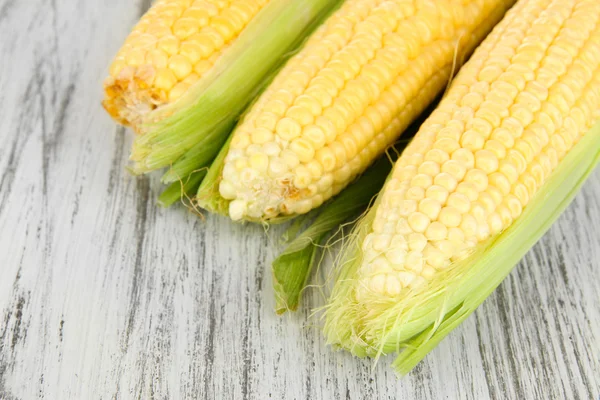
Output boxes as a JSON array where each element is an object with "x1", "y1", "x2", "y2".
[
  {"x1": 158, "y1": 170, "x2": 206, "y2": 208},
  {"x1": 160, "y1": 119, "x2": 234, "y2": 184},
  {"x1": 195, "y1": 135, "x2": 233, "y2": 216}
]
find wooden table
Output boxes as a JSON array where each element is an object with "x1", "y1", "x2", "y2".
[{"x1": 1, "y1": 1, "x2": 599, "y2": 399}]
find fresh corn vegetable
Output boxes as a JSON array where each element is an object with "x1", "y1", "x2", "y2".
[
  {"x1": 104, "y1": 0, "x2": 345, "y2": 191},
  {"x1": 205, "y1": 0, "x2": 516, "y2": 221},
  {"x1": 103, "y1": 0, "x2": 272, "y2": 131},
  {"x1": 324, "y1": 0, "x2": 600, "y2": 375}
]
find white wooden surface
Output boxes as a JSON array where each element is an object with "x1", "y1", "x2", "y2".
[{"x1": 0, "y1": 1, "x2": 599, "y2": 399}]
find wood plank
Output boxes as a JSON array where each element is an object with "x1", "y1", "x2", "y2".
[{"x1": 0, "y1": 1, "x2": 599, "y2": 399}]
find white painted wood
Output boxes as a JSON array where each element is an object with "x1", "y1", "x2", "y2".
[{"x1": 0, "y1": 1, "x2": 599, "y2": 399}]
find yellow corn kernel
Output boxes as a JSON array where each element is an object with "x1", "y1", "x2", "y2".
[{"x1": 103, "y1": 0, "x2": 271, "y2": 130}]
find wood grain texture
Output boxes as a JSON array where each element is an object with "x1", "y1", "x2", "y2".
[{"x1": 0, "y1": 1, "x2": 599, "y2": 399}]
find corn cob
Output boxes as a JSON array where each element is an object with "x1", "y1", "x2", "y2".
[
  {"x1": 103, "y1": 0, "x2": 271, "y2": 131},
  {"x1": 126, "y1": 0, "x2": 345, "y2": 180},
  {"x1": 209, "y1": 0, "x2": 517, "y2": 221},
  {"x1": 324, "y1": 0, "x2": 600, "y2": 374}
]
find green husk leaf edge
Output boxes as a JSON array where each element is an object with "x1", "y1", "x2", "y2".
[{"x1": 158, "y1": 170, "x2": 206, "y2": 208}]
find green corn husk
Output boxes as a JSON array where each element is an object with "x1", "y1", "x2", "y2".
[
  {"x1": 195, "y1": 134, "x2": 233, "y2": 216},
  {"x1": 273, "y1": 152, "x2": 400, "y2": 314},
  {"x1": 281, "y1": 212, "x2": 317, "y2": 244},
  {"x1": 129, "y1": 0, "x2": 345, "y2": 176},
  {"x1": 160, "y1": 119, "x2": 234, "y2": 184},
  {"x1": 158, "y1": 170, "x2": 206, "y2": 208},
  {"x1": 323, "y1": 123, "x2": 600, "y2": 376}
]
